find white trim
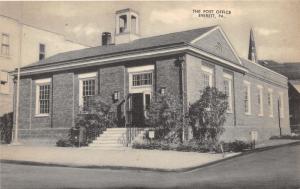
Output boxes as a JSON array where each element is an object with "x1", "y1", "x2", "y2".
[
  {"x1": 78, "y1": 72, "x2": 97, "y2": 79},
  {"x1": 35, "y1": 78, "x2": 51, "y2": 84},
  {"x1": 188, "y1": 46, "x2": 248, "y2": 73},
  {"x1": 191, "y1": 25, "x2": 242, "y2": 65},
  {"x1": 17, "y1": 45, "x2": 248, "y2": 75},
  {"x1": 267, "y1": 88, "x2": 274, "y2": 118},
  {"x1": 35, "y1": 81, "x2": 51, "y2": 116},
  {"x1": 279, "y1": 92, "x2": 284, "y2": 118},
  {"x1": 223, "y1": 73, "x2": 233, "y2": 113},
  {"x1": 201, "y1": 65, "x2": 214, "y2": 88},
  {"x1": 78, "y1": 77, "x2": 96, "y2": 107},
  {"x1": 243, "y1": 80, "x2": 251, "y2": 115},
  {"x1": 190, "y1": 26, "x2": 218, "y2": 43},
  {"x1": 223, "y1": 72, "x2": 233, "y2": 80},
  {"x1": 127, "y1": 65, "x2": 154, "y2": 73},
  {"x1": 257, "y1": 85, "x2": 264, "y2": 116},
  {"x1": 242, "y1": 58, "x2": 288, "y2": 79}
]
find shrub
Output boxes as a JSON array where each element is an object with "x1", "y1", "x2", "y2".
[
  {"x1": 146, "y1": 92, "x2": 185, "y2": 143},
  {"x1": 189, "y1": 87, "x2": 228, "y2": 145},
  {"x1": 0, "y1": 112, "x2": 13, "y2": 144},
  {"x1": 56, "y1": 139, "x2": 72, "y2": 147},
  {"x1": 221, "y1": 140, "x2": 252, "y2": 152},
  {"x1": 75, "y1": 95, "x2": 117, "y2": 143},
  {"x1": 270, "y1": 134, "x2": 300, "y2": 140}
]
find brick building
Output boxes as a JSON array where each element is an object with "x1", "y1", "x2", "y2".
[
  {"x1": 259, "y1": 60, "x2": 300, "y2": 133},
  {"x1": 12, "y1": 9, "x2": 290, "y2": 145}
]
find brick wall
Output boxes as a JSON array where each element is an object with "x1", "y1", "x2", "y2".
[
  {"x1": 185, "y1": 53, "x2": 290, "y2": 141},
  {"x1": 155, "y1": 56, "x2": 181, "y2": 97},
  {"x1": 52, "y1": 73, "x2": 74, "y2": 128}
]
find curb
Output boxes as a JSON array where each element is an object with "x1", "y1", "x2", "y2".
[{"x1": 1, "y1": 141, "x2": 299, "y2": 173}]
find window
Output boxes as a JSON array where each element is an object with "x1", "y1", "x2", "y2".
[
  {"x1": 267, "y1": 89, "x2": 273, "y2": 117},
  {"x1": 79, "y1": 72, "x2": 97, "y2": 111},
  {"x1": 39, "y1": 43, "x2": 46, "y2": 60},
  {"x1": 279, "y1": 93, "x2": 284, "y2": 118},
  {"x1": 119, "y1": 15, "x2": 127, "y2": 33},
  {"x1": 1, "y1": 33, "x2": 9, "y2": 56},
  {"x1": 201, "y1": 65, "x2": 214, "y2": 90},
  {"x1": 132, "y1": 73, "x2": 152, "y2": 86},
  {"x1": 82, "y1": 79, "x2": 96, "y2": 109},
  {"x1": 223, "y1": 73, "x2": 233, "y2": 113},
  {"x1": 35, "y1": 78, "x2": 51, "y2": 116},
  {"x1": 244, "y1": 81, "x2": 251, "y2": 115},
  {"x1": 257, "y1": 85, "x2": 263, "y2": 116}
]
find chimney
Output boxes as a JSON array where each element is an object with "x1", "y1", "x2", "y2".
[{"x1": 102, "y1": 32, "x2": 112, "y2": 46}]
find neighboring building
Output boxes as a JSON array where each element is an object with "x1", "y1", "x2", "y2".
[
  {"x1": 259, "y1": 60, "x2": 300, "y2": 133},
  {"x1": 0, "y1": 15, "x2": 89, "y2": 116},
  {"x1": 11, "y1": 9, "x2": 290, "y2": 145}
]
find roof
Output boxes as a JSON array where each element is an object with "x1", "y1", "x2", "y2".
[
  {"x1": 22, "y1": 26, "x2": 217, "y2": 68},
  {"x1": 259, "y1": 60, "x2": 300, "y2": 80}
]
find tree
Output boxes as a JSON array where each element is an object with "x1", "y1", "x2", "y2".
[
  {"x1": 75, "y1": 95, "x2": 117, "y2": 142},
  {"x1": 189, "y1": 87, "x2": 228, "y2": 144},
  {"x1": 145, "y1": 92, "x2": 184, "y2": 143}
]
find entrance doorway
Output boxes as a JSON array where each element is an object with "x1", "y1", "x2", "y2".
[{"x1": 131, "y1": 93, "x2": 144, "y2": 127}]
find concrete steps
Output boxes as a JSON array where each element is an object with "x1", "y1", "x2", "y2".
[
  {"x1": 88, "y1": 128, "x2": 127, "y2": 150},
  {"x1": 88, "y1": 128, "x2": 144, "y2": 150}
]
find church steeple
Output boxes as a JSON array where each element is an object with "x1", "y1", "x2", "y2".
[{"x1": 248, "y1": 28, "x2": 257, "y2": 63}]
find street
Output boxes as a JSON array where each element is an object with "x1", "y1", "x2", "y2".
[{"x1": 1, "y1": 143, "x2": 300, "y2": 189}]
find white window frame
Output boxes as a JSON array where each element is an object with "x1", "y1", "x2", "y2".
[
  {"x1": 78, "y1": 72, "x2": 97, "y2": 108},
  {"x1": 128, "y1": 65, "x2": 154, "y2": 94},
  {"x1": 267, "y1": 88, "x2": 274, "y2": 118},
  {"x1": 223, "y1": 73, "x2": 233, "y2": 113},
  {"x1": 35, "y1": 78, "x2": 51, "y2": 117},
  {"x1": 201, "y1": 65, "x2": 214, "y2": 89},
  {"x1": 1, "y1": 33, "x2": 9, "y2": 56},
  {"x1": 257, "y1": 85, "x2": 264, "y2": 116},
  {"x1": 244, "y1": 80, "x2": 251, "y2": 115},
  {"x1": 279, "y1": 92, "x2": 284, "y2": 118}
]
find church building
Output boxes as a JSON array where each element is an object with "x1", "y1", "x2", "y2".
[{"x1": 12, "y1": 8, "x2": 290, "y2": 145}]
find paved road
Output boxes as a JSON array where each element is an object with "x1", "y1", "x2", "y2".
[{"x1": 1, "y1": 143, "x2": 300, "y2": 189}]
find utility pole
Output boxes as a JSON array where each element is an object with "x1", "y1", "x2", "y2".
[{"x1": 12, "y1": 3, "x2": 23, "y2": 145}]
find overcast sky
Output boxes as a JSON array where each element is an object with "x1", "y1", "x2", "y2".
[{"x1": 1, "y1": 1, "x2": 299, "y2": 62}]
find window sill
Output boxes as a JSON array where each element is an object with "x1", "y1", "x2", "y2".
[
  {"x1": 35, "y1": 114, "x2": 50, "y2": 117},
  {"x1": 245, "y1": 112, "x2": 251, "y2": 116}
]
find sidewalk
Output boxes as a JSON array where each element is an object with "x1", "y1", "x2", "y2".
[{"x1": 0, "y1": 139, "x2": 298, "y2": 171}]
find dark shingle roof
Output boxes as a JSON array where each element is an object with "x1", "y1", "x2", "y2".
[
  {"x1": 23, "y1": 26, "x2": 216, "y2": 68},
  {"x1": 258, "y1": 60, "x2": 300, "y2": 80}
]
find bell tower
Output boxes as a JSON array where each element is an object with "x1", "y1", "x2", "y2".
[{"x1": 115, "y1": 8, "x2": 140, "y2": 44}]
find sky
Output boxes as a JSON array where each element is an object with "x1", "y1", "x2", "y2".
[{"x1": 0, "y1": 1, "x2": 299, "y2": 62}]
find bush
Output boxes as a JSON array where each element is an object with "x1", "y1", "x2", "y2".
[
  {"x1": 0, "y1": 112, "x2": 13, "y2": 144},
  {"x1": 146, "y1": 92, "x2": 185, "y2": 143},
  {"x1": 189, "y1": 87, "x2": 228, "y2": 145},
  {"x1": 132, "y1": 139, "x2": 213, "y2": 153},
  {"x1": 56, "y1": 139, "x2": 72, "y2": 147},
  {"x1": 75, "y1": 95, "x2": 117, "y2": 143},
  {"x1": 221, "y1": 140, "x2": 252, "y2": 152},
  {"x1": 270, "y1": 134, "x2": 300, "y2": 140}
]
